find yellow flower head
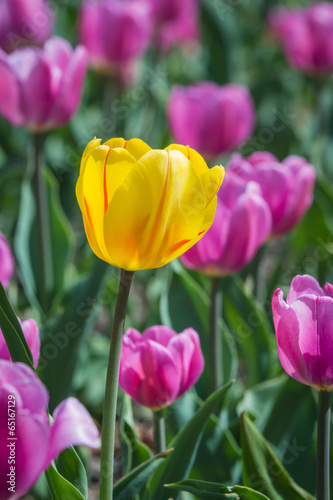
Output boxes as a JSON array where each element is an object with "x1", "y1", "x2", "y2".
[{"x1": 76, "y1": 138, "x2": 224, "y2": 271}]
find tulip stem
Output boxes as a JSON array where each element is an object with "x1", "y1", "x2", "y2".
[
  {"x1": 99, "y1": 269, "x2": 134, "y2": 500},
  {"x1": 32, "y1": 133, "x2": 54, "y2": 312},
  {"x1": 317, "y1": 390, "x2": 331, "y2": 500},
  {"x1": 154, "y1": 410, "x2": 166, "y2": 454},
  {"x1": 210, "y1": 277, "x2": 223, "y2": 391}
]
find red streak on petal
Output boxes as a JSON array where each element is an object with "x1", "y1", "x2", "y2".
[
  {"x1": 84, "y1": 197, "x2": 94, "y2": 232},
  {"x1": 168, "y1": 239, "x2": 192, "y2": 255},
  {"x1": 124, "y1": 141, "x2": 128, "y2": 149}
]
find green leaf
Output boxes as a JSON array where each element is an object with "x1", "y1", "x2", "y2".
[
  {"x1": 120, "y1": 393, "x2": 152, "y2": 475},
  {"x1": 14, "y1": 166, "x2": 74, "y2": 313},
  {"x1": 55, "y1": 447, "x2": 88, "y2": 500},
  {"x1": 223, "y1": 275, "x2": 274, "y2": 385},
  {"x1": 45, "y1": 454, "x2": 87, "y2": 500},
  {"x1": 0, "y1": 283, "x2": 33, "y2": 367},
  {"x1": 241, "y1": 413, "x2": 315, "y2": 500},
  {"x1": 39, "y1": 259, "x2": 109, "y2": 411},
  {"x1": 114, "y1": 451, "x2": 169, "y2": 500},
  {"x1": 162, "y1": 261, "x2": 238, "y2": 396},
  {"x1": 166, "y1": 479, "x2": 271, "y2": 499},
  {"x1": 239, "y1": 377, "x2": 317, "y2": 493},
  {"x1": 144, "y1": 380, "x2": 235, "y2": 500}
]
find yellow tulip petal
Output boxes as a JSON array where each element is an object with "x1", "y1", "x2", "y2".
[
  {"x1": 102, "y1": 149, "x2": 205, "y2": 270},
  {"x1": 80, "y1": 137, "x2": 102, "y2": 173},
  {"x1": 104, "y1": 148, "x2": 136, "y2": 207},
  {"x1": 81, "y1": 146, "x2": 137, "y2": 249},
  {"x1": 166, "y1": 144, "x2": 208, "y2": 176},
  {"x1": 82, "y1": 212, "x2": 108, "y2": 262},
  {"x1": 103, "y1": 137, "x2": 126, "y2": 149},
  {"x1": 200, "y1": 165, "x2": 224, "y2": 207},
  {"x1": 124, "y1": 138, "x2": 152, "y2": 160}
]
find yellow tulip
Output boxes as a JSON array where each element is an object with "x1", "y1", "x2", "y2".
[{"x1": 76, "y1": 138, "x2": 224, "y2": 271}]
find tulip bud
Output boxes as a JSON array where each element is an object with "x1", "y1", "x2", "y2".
[
  {"x1": 0, "y1": 37, "x2": 88, "y2": 132},
  {"x1": 0, "y1": 233, "x2": 14, "y2": 290},
  {"x1": 79, "y1": 0, "x2": 153, "y2": 74},
  {"x1": 228, "y1": 152, "x2": 315, "y2": 236},
  {"x1": 119, "y1": 326, "x2": 204, "y2": 409},
  {"x1": 168, "y1": 82, "x2": 256, "y2": 158},
  {"x1": 272, "y1": 275, "x2": 333, "y2": 390},
  {"x1": 0, "y1": 319, "x2": 40, "y2": 369},
  {"x1": 267, "y1": 2, "x2": 333, "y2": 74},
  {"x1": 180, "y1": 170, "x2": 272, "y2": 276},
  {"x1": 0, "y1": 0, "x2": 54, "y2": 53},
  {"x1": 147, "y1": 0, "x2": 199, "y2": 51}
]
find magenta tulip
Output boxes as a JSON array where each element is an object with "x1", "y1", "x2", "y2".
[
  {"x1": 0, "y1": 0, "x2": 54, "y2": 53},
  {"x1": 272, "y1": 275, "x2": 333, "y2": 390},
  {"x1": 119, "y1": 326, "x2": 204, "y2": 409},
  {"x1": 228, "y1": 152, "x2": 316, "y2": 236},
  {"x1": 180, "y1": 170, "x2": 271, "y2": 276},
  {"x1": 0, "y1": 37, "x2": 88, "y2": 132},
  {"x1": 267, "y1": 2, "x2": 333, "y2": 74},
  {"x1": 0, "y1": 360, "x2": 100, "y2": 500},
  {"x1": 168, "y1": 82, "x2": 255, "y2": 158},
  {"x1": 0, "y1": 233, "x2": 14, "y2": 290},
  {"x1": 0, "y1": 319, "x2": 40, "y2": 369},
  {"x1": 147, "y1": 0, "x2": 199, "y2": 51},
  {"x1": 79, "y1": 0, "x2": 153, "y2": 72}
]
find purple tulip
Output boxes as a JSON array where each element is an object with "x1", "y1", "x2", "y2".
[
  {"x1": 267, "y1": 2, "x2": 333, "y2": 74},
  {"x1": 0, "y1": 37, "x2": 88, "y2": 132},
  {"x1": 0, "y1": 0, "x2": 54, "y2": 53},
  {"x1": 228, "y1": 152, "x2": 316, "y2": 236},
  {"x1": 119, "y1": 326, "x2": 204, "y2": 409},
  {"x1": 168, "y1": 82, "x2": 256, "y2": 158},
  {"x1": 180, "y1": 170, "x2": 272, "y2": 276},
  {"x1": 272, "y1": 275, "x2": 333, "y2": 390},
  {"x1": 0, "y1": 360, "x2": 100, "y2": 499},
  {"x1": 0, "y1": 233, "x2": 14, "y2": 290},
  {"x1": 79, "y1": 0, "x2": 153, "y2": 72},
  {"x1": 147, "y1": 0, "x2": 199, "y2": 51},
  {"x1": 0, "y1": 319, "x2": 40, "y2": 369}
]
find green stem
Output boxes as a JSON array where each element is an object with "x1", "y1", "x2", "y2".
[
  {"x1": 209, "y1": 277, "x2": 223, "y2": 391},
  {"x1": 32, "y1": 133, "x2": 54, "y2": 312},
  {"x1": 154, "y1": 410, "x2": 166, "y2": 454},
  {"x1": 316, "y1": 390, "x2": 331, "y2": 500},
  {"x1": 99, "y1": 269, "x2": 134, "y2": 500}
]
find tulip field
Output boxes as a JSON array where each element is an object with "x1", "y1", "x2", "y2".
[{"x1": 1, "y1": 0, "x2": 333, "y2": 499}]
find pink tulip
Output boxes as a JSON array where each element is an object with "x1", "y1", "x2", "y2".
[
  {"x1": 0, "y1": 0, "x2": 54, "y2": 53},
  {"x1": 79, "y1": 0, "x2": 153, "y2": 72},
  {"x1": 180, "y1": 171, "x2": 271, "y2": 276},
  {"x1": 0, "y1": 37, "x2": 88, "y2": 132},
  {"x1": 119, "y1": 326, "x2": 204, "y2": 409},
  {"x1": 147, "y1": 0, "x2": 199, "y2": 51},
  {"x1": 0, "y1": 233, "x2": 14, "y2": 290},
  {"x1": 0, "y1": 360, "x2": 100, "y2": 500},
  {"x1": 168, "y1": 82, "x2": 256, "y2": 158},
  {"x1": 272, "y1": 275, "x2": 333, "y2": 390},
  {"x1": 267, "y1": 3, "x2": 333, "y2": 74},
  {"x1": 0, "y1": 319, "x2": 40, "y2": 369},
  {"x1": 228, "y1": 152, "x2": 316, "y2": 236}
]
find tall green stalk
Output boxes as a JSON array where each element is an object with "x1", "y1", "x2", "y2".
[
  {"x1": 154, "y1": 410, "x2": 166, "y2": 454},
  {"x1": 32, "y1": 133, "x2": 54, "y2": 312},
  {"x1": 209, "y1": 277, "x2": 223, "y2": 391},
  {"x1": 316, "y1": 390, "x2": 331, "y2": 500},
  {"x1": 99, "y1": 269, "x2": 134, "y2": 500}
]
